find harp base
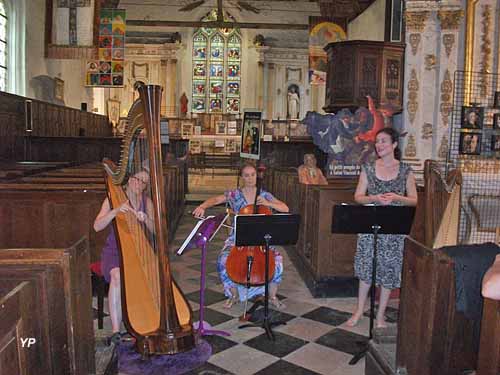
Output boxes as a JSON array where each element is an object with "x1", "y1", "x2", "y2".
[{"x1": 135, "y1": 329, "x2": 197, "y2": 356}]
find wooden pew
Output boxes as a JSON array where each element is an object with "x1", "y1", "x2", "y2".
[
  {"x1": 477, "y1": 298, "x2": 500, "y2": 375},
  {"x1": 0, "y1": 238, "x2": 95, "y2": 375},
  {"x1": 394, "y1": 237, "x2": 477, "y2": 375},
  {"x1": 0, "y1": 162, "x2": 187, "y2": 262},
  {"x1": 0, "y1": 281, "x2": 43, "y2": 374},
  {"x1": 0, "y1": 184, "x2": 107, "y2": 263}
]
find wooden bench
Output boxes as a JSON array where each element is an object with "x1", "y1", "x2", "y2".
[
  {"x1": 0, "y1": 281, "x2": 42, "y2": 374},
  {"x1": 394, "y1": 237, "x2": 478, "y2": 375},
  {"x1": 0, "y1": 238, "x2": 95, "y2": 375}
]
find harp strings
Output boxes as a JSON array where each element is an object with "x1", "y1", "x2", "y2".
[{"x1": 125, "y1": 130, "x2": 161, "y2": 310}]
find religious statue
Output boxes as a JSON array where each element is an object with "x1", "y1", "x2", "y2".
[
  {"x1": 180, "y1": 93, "x2": 188, "y2": 117},
  {"x1": 297, "y1": 154, "x2": 328, "y2": 185},
  {"x1": 107, "y1": 98, "x2": 121, "y2": 136},
  {"x1": 288, "y1": 87, "x2": 300, "y2": 119}
]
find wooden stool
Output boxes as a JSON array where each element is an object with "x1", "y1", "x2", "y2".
[{"x1": 90, "y1": 262, "x2": 108, "y2": 329}]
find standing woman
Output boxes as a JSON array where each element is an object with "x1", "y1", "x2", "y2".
[
  {"x1": 93, "y1": 170, "x2": 154, "y2": 344},
  {"x1": 192, "y1": 163, "x2": 289, "y2": 309},
  {"x1": 347, "y1": 128, "x2": 417, "y2": 328}
]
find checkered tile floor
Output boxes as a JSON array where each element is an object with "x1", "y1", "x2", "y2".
[{"x1": 94, "y1": 204, "x2": 399, "y2": 374}]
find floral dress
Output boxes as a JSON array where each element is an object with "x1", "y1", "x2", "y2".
[
  {"x1": 354, "y1": 162, "x2": 412, "y2": 289},
  {"x1": 217, "y1": 189, "x2": 284, "y2": 301}
]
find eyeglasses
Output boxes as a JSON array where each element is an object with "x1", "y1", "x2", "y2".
[{"x1": 130, "y1": 176, "x2": 148, "y2": 185}]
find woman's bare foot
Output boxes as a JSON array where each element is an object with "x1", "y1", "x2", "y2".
[
  {"x1": 269, "y1": 297, "x2": 286, "y2": 310},
  {"x1": 223, "y1": 296, "x2": 238, "y2": 309},
  {"x1": 346, "y1": 312, "x2": 363, "y2": 327},
  {"x1": 376, "y1": 319, "x2": 387, "y2": 328}
]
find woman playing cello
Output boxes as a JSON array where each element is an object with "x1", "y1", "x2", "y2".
[{"x1": 192, "y1": 163, "x2": 289, "y2": 309}]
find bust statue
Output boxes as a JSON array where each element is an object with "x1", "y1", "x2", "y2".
[{"x1": 298, "y1": 154, "x2": 328, "y2": 185}]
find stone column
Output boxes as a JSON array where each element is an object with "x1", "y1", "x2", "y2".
[
  {"x1": 256, "y1": 61, "x2": 264, "y2": 110},
  {"x1": 266, "y1": 63, "x2": 275, "y2": 120},
  {"x1": 402, "y1": 5, "x2": 433, "y2": 172},
  {"x1": 160, "y1": 59, "x2": 168, "y2": 116},
  {"x1": 165, "y1": 59, "x2": 177, "y2": 117},
  {"x1": 436, "y1": 8, "x2": 464, "y2": 160}
]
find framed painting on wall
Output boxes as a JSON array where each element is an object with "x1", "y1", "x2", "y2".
[
  {"x1": 459, "y1": 132, "x2": 482, "y2": 155},
  {"x1": 216, "y1": 121, "x2": 226, "y2": 135},
  {"x1": 189, "y1": 140, "x2": 202, "y2": 153},
  {"x1": 181, "y1": 122, "x2": 193, "y2": 138}
]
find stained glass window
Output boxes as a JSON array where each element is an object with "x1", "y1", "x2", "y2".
[
  {"x1": 0, "y1": 1, "x2": 7, "y2": 91},
  {"x1": 192, "y1": 10, "x2": 241, "y2": 114}
]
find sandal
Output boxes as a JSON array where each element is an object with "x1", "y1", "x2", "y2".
[
  {"x1": 223, "y1": 296, "x2": 238, "y2": 309},
  {"x1": 269, "y1": 297, "x2": 286, "y2": 310}
]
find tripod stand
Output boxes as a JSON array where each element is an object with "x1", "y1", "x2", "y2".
[
  {"x1": 177, "y1": 213, "x2": 230, "y2": 337},
  {"x1": 234, "y1": 213, "x2": 301, "y2": 340},
  {"x1": 332, "y1": 204, "x2": 415, "y2": 365}
]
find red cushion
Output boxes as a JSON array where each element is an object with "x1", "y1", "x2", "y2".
[{"x1": 90, "y1": 261, "x2": 102, "y2": 276}]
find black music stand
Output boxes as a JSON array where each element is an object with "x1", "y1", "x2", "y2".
[
  {"x1": 235, "y1": 213, "x2": 301, "y2": 340},
  {"x1": 332, "y1": 204, "x2": 415, "y2": 365}
]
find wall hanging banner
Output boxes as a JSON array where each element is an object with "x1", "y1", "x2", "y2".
[
  {"x1": 86, "y1": 8, "x2": 125, "y2": 87},
  {"x1": 308, "y1": 17, "x2": 346, "y2": 85}
]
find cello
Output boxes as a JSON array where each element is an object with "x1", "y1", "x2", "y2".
[{"x1": 225, "y1": 177, "x2": 276, "y2": 286}]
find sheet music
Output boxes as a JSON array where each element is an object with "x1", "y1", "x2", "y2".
[
  {"x1": 177, "y1": 213, "x2": 229, "y2": 255},
  {"x1": 176, "y1": 217, "x2": 209, "y2": 255}
]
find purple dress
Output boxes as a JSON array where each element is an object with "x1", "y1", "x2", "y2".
[
  {"x1": 101, "y1": 197, "x2": 146, "y2": 283},
  {"x1": 101, "y1": 227, "x2": 120, "y2": 283}
]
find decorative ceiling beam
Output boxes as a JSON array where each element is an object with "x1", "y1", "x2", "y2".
[{"x1": 127, "y1": 19, "x2": 309, "y2": 30}]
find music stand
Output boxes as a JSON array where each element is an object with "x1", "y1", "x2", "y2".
[
  {"x1": 235, "y1": 213, "x2": 301, "y2": 340},
  {"x1": 332, "y1": 204, "x2": 415, "y2": 365},
  {"x1": 177, "y1": 213, "x2": 230, "y2": 337}
]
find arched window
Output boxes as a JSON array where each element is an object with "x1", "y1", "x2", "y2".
[
  {"x1": 192, "y1": 10, "x2": 241, "y2": 114},
  {"x1": 0, "y1": 0, "x2": 7, "y2": 91}
]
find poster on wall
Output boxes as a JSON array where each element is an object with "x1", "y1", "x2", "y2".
[
  {"x1": 240, "y1": 111, "x2": 262, "y2": 160},
  {"x1": 308, "y1": 18, "x2": 346, "y2": 85},
  {"x1": 85, "y1": 8, "x2": 126, "y2": 87},
  {"x1": 302, "y1": 99, "x2": 400, "y2": 177}
]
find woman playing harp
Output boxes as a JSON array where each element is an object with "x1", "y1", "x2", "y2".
[
  {"x1": 97, "y1": 84, "x2": 195, "y2": 355},
  {"x1": 94, "y1": 169, "x2": 154, "y2": 344}
]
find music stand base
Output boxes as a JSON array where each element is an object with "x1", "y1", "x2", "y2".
[
  {"x1": 238, "y1": 318, "x2": 287, "y2": 341},
  {"x1": 197, "y1": 328, "x2": 231, "y2": 337},
  {"x1": 348, "y1": 340, "x2": 369, "y2": 365}
]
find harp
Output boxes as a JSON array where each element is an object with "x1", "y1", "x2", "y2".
[
  {"x1": 423, "y1": 159, "x2": 462, "y2": 248},
  {"x1": 102, "y1": 85, "x2": 195, "y2": 355}
]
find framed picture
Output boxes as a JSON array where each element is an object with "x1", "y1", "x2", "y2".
[
  {"x1": 225, "y1": 139, "x2": 237, "y2": 152},
  {"x1": 189, "y1": 140, "x2": 201, "y2": 154},
  {"x1": 493, "y1": 114, "x2": 500, "y2": 129},
  {"x1": 227, "y1": 127, "x2": 237, "y2": 135},
  {"x1": 181, "y1": 122, "x2": 193, "y2": 138},
  {"x1": 461, "y1": 106, "x2": 484, "y2": 129},
  {"x1": 240, "y1": 111, "x2": 262, "y2": 160},
  {"x1": 216, "y1": 121, "x2": 226, "y2": 135},
  {"x1": 215, "y1": 139, "x2": 225, "y2": 148},
  {"x1": 459, "y1": 132, "x2": 482, "y2": 155},
  {"x1": 194, "y1": 125, "x2": 202, "y2": 135},
  {"x1": 494, "y1": 92, "x2": 500, "y2": 108},
  {"x1": 492, "y1": 135, "x2": 500, "y2": 152}
]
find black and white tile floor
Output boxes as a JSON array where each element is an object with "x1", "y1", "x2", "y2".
[{"x1": 94, "y1": 204, "x2": 398, "y2": 375}]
